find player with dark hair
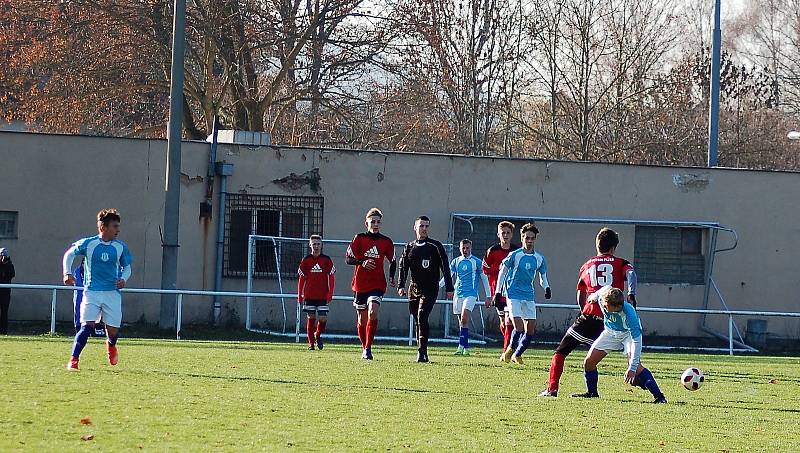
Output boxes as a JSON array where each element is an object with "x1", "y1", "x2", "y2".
[
  {"x1": 398, "y1": 216, "x2": 454, "y2": 362},
  {"x1": 297, "y1": 234, "x2": 335, "y2": 350},
  {"x1": 62, "y1": 209, "x2": 132, "y2": 371},
  {"x1": 346, "y1": 208, "x2": 396, "y2": 360},
  {"x1": 539, "y1": 227, "x2": 637, "y2": 397},
  {"x1": 483, "y1": 221, "x2": 518, "y2": 356},
  {"x1": 495, "y1": 223, "x2": 551, "y2": 365},
  {"x1": 446, "y1": 239, "x2": 491, "y2": 355},
  {"x1": 572, "y1": 286, "x2": 666, "y2": 404}
]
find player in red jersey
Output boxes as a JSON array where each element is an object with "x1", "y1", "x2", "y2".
[
  {"x1": 482, "y1": 221, "x2": 518, "y2": 355},
  {"x1": 297, "y1": 235, "x2": 335, "y2": 350},
  {"x1": 538, "y1": 228, "x2": 637, "y2": 397},
  {"x1": 346, "y1": 208, "x2": 397, "y2": 360}
]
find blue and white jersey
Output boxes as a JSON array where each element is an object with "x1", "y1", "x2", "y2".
[
  {"x1": 499, "y1": 248, "x2": 549, "y2": 301},
  {"x1": 449, "y1": 255, "x2": 489, "y2": 298},
  {"x1": 595, "y1": 286, "x2": 642, "y2": 337},
  {"x1": 64, "y1": 235, "x2": 133, "y2": 291}
]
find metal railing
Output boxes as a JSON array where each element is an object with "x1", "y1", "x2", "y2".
[{"x1": 2, "y1": 282, "x2": 800, "y2": 355}]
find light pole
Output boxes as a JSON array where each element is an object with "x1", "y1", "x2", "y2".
[
  {"x1": 708, "y1": 0, "x2": 722, "y2": 167},
  {"x1": 160, "y1": 0, "x2": 186, "y2": 329}
]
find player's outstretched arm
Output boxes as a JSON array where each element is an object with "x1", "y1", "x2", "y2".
[{"x1": 626, "y1": 268, "x2": 638, "y2": 307}]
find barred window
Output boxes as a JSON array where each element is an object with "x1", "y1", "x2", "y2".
[
  {"x1": 0, "y1": 211, "x2": 18, "y2": 239},
  {"x1": 634, "y1": 226, "x2": 705, "y2": 285},
  {"x1": 224, "y1": 195, "x2": 323, "y2": 278}
]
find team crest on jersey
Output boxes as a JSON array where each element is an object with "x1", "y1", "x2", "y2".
[
  {"x1": 101, "y1": 252, "x2": 110, "y2": 262},
  {"x1": 525, "y1": 262, "x2": 531, "y2": 270},
  {"x1": 461, "y1": 263, "x2": 468, "y2": 271},
  {"x1": 311, "y1": 263, "x2": 323, "y2": 273},
  {"x1": 422, "y1": 259, "x2": 430, "y2": 269},
  {"x1": 364, "y1": 246, "x2": 380, "y2": 259}
]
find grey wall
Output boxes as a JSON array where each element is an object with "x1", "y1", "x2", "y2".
[{"x1": 1, "y1": 131, "x2": 798, "y2": 339}]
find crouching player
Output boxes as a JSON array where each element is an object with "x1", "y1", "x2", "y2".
[
  {"x1": 446, "y1": 239, "x2": 491, "y2": 355},
  {"x1": 572, "y1": 286, "x2": 667, "y2": 403},
  {"x1": 297, "y1": 235, "x2": 335, "y2": 350}
]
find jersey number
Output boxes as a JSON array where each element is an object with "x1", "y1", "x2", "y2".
[{"x1": 588, "y1": 264, "x2": 613, "y2": 287}]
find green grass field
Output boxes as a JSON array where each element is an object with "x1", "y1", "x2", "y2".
[{"x1": 1, "y1": 336, "x2": 798, "y2": 452}]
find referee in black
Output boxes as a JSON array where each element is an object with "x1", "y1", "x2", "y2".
[{"x1": 397, "y1": 216, "x2": 454, "y2": 362}]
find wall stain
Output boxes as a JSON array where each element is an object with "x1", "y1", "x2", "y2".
[{"x1": 273, "y1": 168, "x2": 321, "y2": 192}]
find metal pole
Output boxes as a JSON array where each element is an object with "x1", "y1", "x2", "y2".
[
  {"x1": 159, "y1": 0, "x2": 187, "y2": 329},
  {"x1": 177, "y1": 294, "x2": 183, "y2": 340},
  {"x1": 708, "y1": 0, "x2": 722, "y2": 167},
  {"x1": 728, "y1": 315, "x2": 734, "y2": 356},
  {"x1": 50, "y1": 288, "x2": 57, "y2": 335},
  {"x1": 408, "y1": 315, "x2": 414, "y2": 346},
  {"x1": 246, "y1": 236, "x2": 253, "y2": 330},
  {"x1": 213, "y1": 173, "x2": 226, "y2": 326}
]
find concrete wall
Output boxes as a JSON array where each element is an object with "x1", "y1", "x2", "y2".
[{"x1": 1, "y1": 131, "x2": 798, "y2": 339}]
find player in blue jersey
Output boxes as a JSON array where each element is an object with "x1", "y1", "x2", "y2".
[
  {"x1": 62, "y1": 209, "x2": 133, "y2": 371},
  {"x1": 493, "y1": 223, "x2": 551, "y2": 365},
  {"x1": 572, "y1": 286, "x2": 666, "y2": 403},
  {"x1": 445, "y1": 239, "x2": 491, "y2": 355},
  {"x1": 72, "y1": 264, "x2": 106, "y2": 337}
]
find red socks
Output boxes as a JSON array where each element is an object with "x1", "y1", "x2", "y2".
[
  {"x1": 365, "y1": 319, "x2": 378, "y2": 349},
  {"x1": 357, "y1": 320, "x2": 367, "y2": 349},
  {"x1": 307, "y1": 318, "x2": 317, "y2": 347},
  {"x1": 316, "y1": 319, "x2": 326, "y2": 337},
  {"x1": 549, "y1": 353, "x2": 566, "y2": 391},
  {"x1": 502, "y1": 323, "x2": 513, "y2": 350}
]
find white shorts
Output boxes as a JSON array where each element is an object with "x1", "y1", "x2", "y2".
[
  {"x1": 452, "y1": 296, "x2": 477, "y2": 315},
  {"x1": 507, "y1": 298, "x2": 536, "y2": 320},
  {"x1": 589, "y1": 329, "x2": 635, "y2": 355},
  {"x1": 80, "y1": 290, "x2": 122, "y2": 328}
]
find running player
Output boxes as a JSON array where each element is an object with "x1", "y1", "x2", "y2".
[
  {"x1": 447, "y1": 239, "x2": 491, "y2": 355},
  {"x1": 539, "y1": 227, "x2": 636, "y2": 397},
  {"x1": 297, "y1": 235, "x2": 335, "y2": 350},
  {"x1": 483, "y1": 221, "x2": 518, "y2": 356},
  {"x1": 346, "y1": 208, "x2": 396, "y2": 360},
  {"x1": 494, "y1": 223, "x2": 551, "y2": 365},
  {"x1": 572, "y1": 286, "x2": 667, "y2": 404},
  {"x1": 62, "y1": 209, "x2": 132, "y2": 371}
]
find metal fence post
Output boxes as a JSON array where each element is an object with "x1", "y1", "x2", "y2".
[
  {"x1": 50, "y1": 288, "x2": 57, "y2": 335},
  {"x1": 176, "y1": 294, "x2": 183, "y2": 340},
  {"x1": 728, "y1": 315, "x2": 734, "y2": 356},
  {"x1": 408, "y1": 315, "x2": 414, "y2": 346}
]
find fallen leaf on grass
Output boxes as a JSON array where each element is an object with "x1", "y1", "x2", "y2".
[
  {"x1": 79, "y1": 417, "x2": 92, "y2": 425},
  {"x1": 755, "y1": 426, "x2": 765, "y2": 432},
  {"x1": 81, "y1": 435, "x2": 94, "y2": 441},
  {"x1": 658, "y1": 440, "x2": 666, "y2": 447},
  {"x1": 768, "y1": 379, "x2": 778, "y2": 384}
]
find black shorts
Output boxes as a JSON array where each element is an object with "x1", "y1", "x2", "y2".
[
  {"x1": 494, "y1": 295, "x2": 508, "y2": 316},
  {"x1": 569, "y1": 314, "x2": 604, "y2": 343},
  {"x1": 554, "y1": 314, "x2": 605, "y2": 356},
  {"x1": 302, "y1": 299, "x2": 329, "y2": 315},
  {"x1": 353, "y1": 289, "x2": 384, "y2": 311},
  {"x1": 408, "y1": 284, "x2": 438, "y2": 317}
]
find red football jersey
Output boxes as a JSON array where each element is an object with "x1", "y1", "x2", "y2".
[
  {"x1": 346, "y1": 232, "x2": 395, "y2": 293},
  {"x1": 483, "y1": 244, "x2": 518, "y2": 294},
  {"x1": 576, "y1": 254, "x2": 634, "y2": 317},
  {"x1": 297, "y1": 254, "x2": 336, "y2": 301}
]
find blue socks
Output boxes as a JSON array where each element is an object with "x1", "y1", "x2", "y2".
[
  {"x1": 458, "y1": 327, "x2": 469, "y2": 348},
  {"x1": 513, "y1": 333, "x2": 532, "y2": 357},
  {"x1": 585, "y1": 369, "x2": 599, "y2": 394},
  {"x1": 71, "y1": 324, "x2": 92, "y2": 358},
  {"x1": 509, "y1": 329, "x2": 522, "y2": 351},
  {"x1": 633, "y1": 367, "x2": 663, "y2": 398}
]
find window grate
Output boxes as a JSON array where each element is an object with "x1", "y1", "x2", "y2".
[
  {"x1": 634, "y1": 226, "x2": 705, "y2": 285},
  {"x1": 224, "y1": 195, "x2": 323, "y2": 278}
]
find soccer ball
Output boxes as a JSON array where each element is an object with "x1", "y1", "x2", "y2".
[{"x1": 681, "y1": 367, "x2": 704, "y2": 391}]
